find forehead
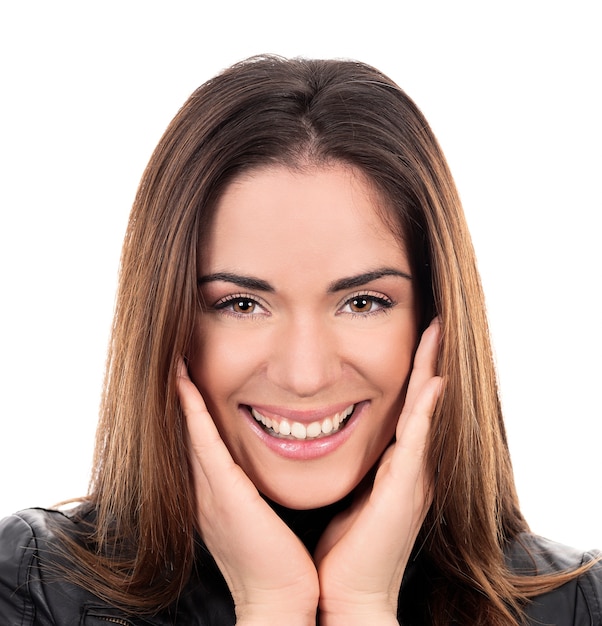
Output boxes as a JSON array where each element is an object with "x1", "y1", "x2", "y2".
[{"x1": 203, "y1": 164, "x2": 409, "y2": 276}]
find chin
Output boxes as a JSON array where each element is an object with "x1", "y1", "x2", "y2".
[{"x1": 257, "y1": 475, "x2": 361, "y2": 511}]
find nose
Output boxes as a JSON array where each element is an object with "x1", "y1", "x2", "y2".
[{"x1": 268, "y1": 314, "x2": 341, "y2": 398}]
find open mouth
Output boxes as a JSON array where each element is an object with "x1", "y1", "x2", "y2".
[{"x1": 248, "y1": 404, "x2": 356, "y2": 441}]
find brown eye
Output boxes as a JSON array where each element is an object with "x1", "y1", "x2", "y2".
[
  {"x1": 339, "y1": 293, "x2": 393, "y2": 316},
  {"x1": 349, "y1": 297, "x2": 372, "y2": 313},
  {"x1": 214, "y1": 294, "x2": 267, "y2": 316},
  {"x1": 232, "y1": 298, "x2": 256, "y2": 314}
]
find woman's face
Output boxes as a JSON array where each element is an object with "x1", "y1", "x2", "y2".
[{"x1": 190, "y1": 164, "x2": 419, "y2": 509}]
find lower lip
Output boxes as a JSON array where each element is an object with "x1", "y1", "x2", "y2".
[{"x1": 241, "y1": 402, "x2": 367, "y2": 461}]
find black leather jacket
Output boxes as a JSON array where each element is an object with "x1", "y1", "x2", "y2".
[{"x1": 1, "y1": 508, "x2": 600, "y2": 625}]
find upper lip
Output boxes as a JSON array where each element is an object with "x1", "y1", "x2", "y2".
[{"x1": 243, "y1": 402, "x2": 360, "y2": 424}]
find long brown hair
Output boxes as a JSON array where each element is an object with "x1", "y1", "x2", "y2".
[{"x1": 64, "y1": 55, "x2": 589, "y2": 623}]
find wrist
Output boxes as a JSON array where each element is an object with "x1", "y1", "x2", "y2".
[
  {"x1": 318, "y1": 596, "x2": 398, "y2": 626},
  {"x1": 236, "y1": 601, "x2": 317, "y2": 626},
  {"x1": 237, "y1": 611, "x2": 316, "y2": 626},
  {"x1": 234, "y1": 582, "x2": 318, "y2": 625},
  {"x1": 319, "y1": 612, "x2": 398, "y2": 626}
]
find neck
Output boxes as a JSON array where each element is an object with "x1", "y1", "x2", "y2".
[{"x1": 265, "y1": 494, "x2": 353, "y2": 555}]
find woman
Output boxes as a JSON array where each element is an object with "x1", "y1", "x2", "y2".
[{"x1": 0, "y1": 55, "x2": 600, "y2": 625}]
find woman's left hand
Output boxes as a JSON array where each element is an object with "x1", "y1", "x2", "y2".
[{"x1": 314, "y1": 319, "x2": 442, "y2": 626}]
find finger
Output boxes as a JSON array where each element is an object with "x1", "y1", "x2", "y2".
[
  {"x1": 176, "y1": 358, "x2": 238, "y2": 482},
  {"x1": 177, "y1": 358, "x2": 210, "y2": 419},
  {"x1": 403, "y1": 317, "x2": 441, "y2": 412},
  {"x1": 388, "y1": 349, "x2": 444, "y2": 507},
  {"x1": 392, "y1": 375, "x2": 443, "y2": 478}
]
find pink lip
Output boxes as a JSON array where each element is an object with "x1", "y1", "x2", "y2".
[{"x1": 240, "y1": 401, "x2": 367, "y2": 461}]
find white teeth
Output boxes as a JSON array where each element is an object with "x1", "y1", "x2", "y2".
[
  {"x1": 306, "y1": 421, "x2": 322, "y2": 438},
  {"x1": 250, "y1": 404, "x2": 355, "y2": 440},
  {"x1": 291, "y1": 422, "x2": 306, "y2": 439}
]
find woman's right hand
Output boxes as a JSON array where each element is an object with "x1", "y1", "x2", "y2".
[{"x1": 177, "y1": 361, "x2": 319, "y2": 626}]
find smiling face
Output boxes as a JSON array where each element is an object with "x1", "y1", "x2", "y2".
[{"x1": 189, "y1": 164, "x2": 419, "y2": 509}]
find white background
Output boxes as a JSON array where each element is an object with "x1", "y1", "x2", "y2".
[{"x1": 1, "y1": 2, "x2": 600, "y2": 550}]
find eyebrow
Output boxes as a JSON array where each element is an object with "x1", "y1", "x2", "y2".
[
  {"x1": 197, "y1": 272, "x2": 275, "y2": 292},
  {"x1": 197, "y1": 268, "x2": 411, "y2": 293},
  {"x1": 327, "y1": 268, "x2": 412, "y2": 292}
]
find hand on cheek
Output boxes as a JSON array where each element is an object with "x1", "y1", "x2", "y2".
[
  {"x1": 177, "y1": 359, "x2": 319, "y2": 625},
  {"x1": 314, "y1": 319, "x2": 443, "y2": 625}
]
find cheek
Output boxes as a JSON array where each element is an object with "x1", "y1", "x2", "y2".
[
  {"x1": 351, "y1": 325, "x2": 418, "y2": 457},
  {"x1": 346, "y1": 321, "x2": 418, "y2": 395},
  {"x1": 188, "y1": 322, "x2": 264, "y2": 409},
  {"x1": 385, "y1": 337, "x2": 416, "y2": 394}
]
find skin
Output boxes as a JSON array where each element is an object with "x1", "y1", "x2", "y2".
[{"x1": 178, "y1": 164, "x2": 443, "y2": 624}]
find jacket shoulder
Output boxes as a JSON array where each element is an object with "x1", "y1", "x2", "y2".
[
  {"x1": 0, "y1": 508, "x2": 234, "y2": 625},
  {"x1": 506, "y1": 533, "x2": 602, "y2": 625},
  {"x1": 0, "y1": 507, "x2": 73, "y2": 625},
  {"x1": 0, "y1": 507, "x2": 140, "y2": 626}
]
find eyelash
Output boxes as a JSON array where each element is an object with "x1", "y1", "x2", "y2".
[
  {"x1": 337, "y1": 291, "x2": 395, "y2": 317},
  {"x1": 212, "y1": 291, "x2": 394, "y2": 318},
  {"x1": 213, "y1": 293, "x2": 269, "y2": 318}
]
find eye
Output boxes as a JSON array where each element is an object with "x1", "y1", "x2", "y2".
[
  {"x1": 338, "y1": 292, "x2": 394, "y2": 316},
  {"x1": 213, "y1": 294, "x2": 269, "y2": 317}
]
